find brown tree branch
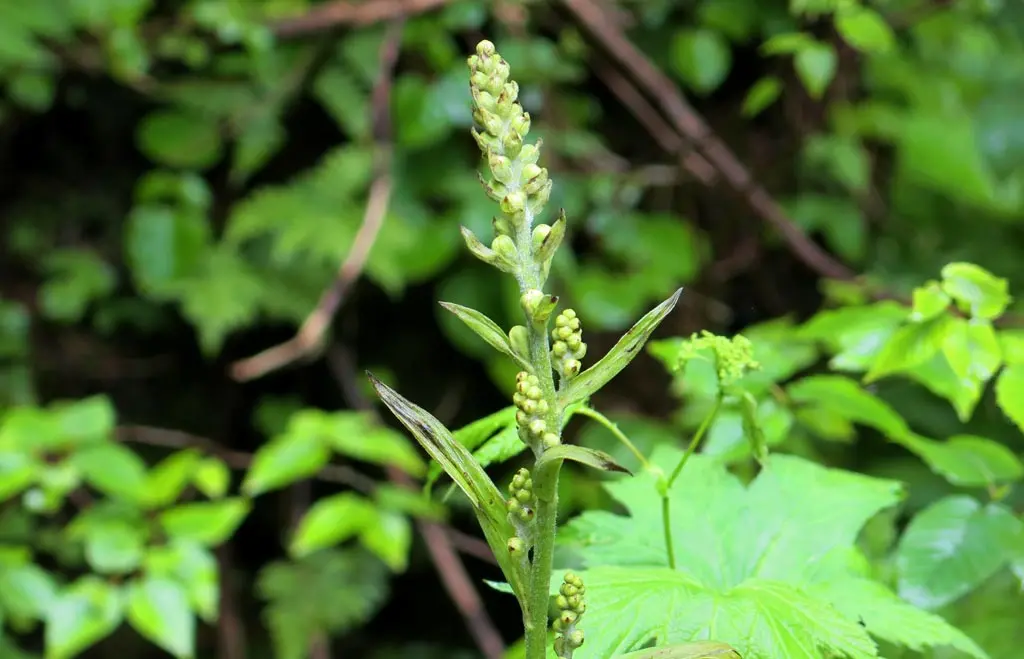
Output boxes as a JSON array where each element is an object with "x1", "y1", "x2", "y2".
[{"x1": 563, "y1": 0, "x2": 857, "y2": 282}]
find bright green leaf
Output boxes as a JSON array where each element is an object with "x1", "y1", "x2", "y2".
[
  {"x1": 865, "y1": 315, "x2": 953, "y2": 382},
  {"x1": 320, "y1": 412, "x2": 427, "y2": 477},
  {"x1": 289, "y1": 493, "x2": 377, "y2": 558},
  {"x1": 619, "y1": 641, "x2": 740, "y2": 658},
  {"x1": 56, "y1": 395, "x2": 115, "y2": 445},
  {"x1": 144, "y1": 541, "x2": 218, "y2": 623},
  {"x1": 0, "y1": 450, "x2": 39, "y2": 502},
  {"x1": 159, "y1": 498, "x2": 250, "y2": 547},
  {"x1": 897, "y1": 433, "x2": 1024, "y2": 487},
  {"x1": 143, "y1": 449, "x2": 201, "y2": 509},
  {"x1": 995, "y1": 364, "x2": 1024, "y2": 433},
  {"x1": 45, "y1": 576, "x2": 124, "y2": 659},
  {"x1": 794, "y1": 41, "x2": 837, "y2": 99},
  {"x1": 911, "y1": 282, "x2": 951, "y2": 322},
  {"x1": 786, "y1": 374, "x2": 909, "y2": 439},
  {"x1": 670, "y1": 28, "x2": 732, "y2": 94},
  {"x1": 71, "y1": 443, "x2": 148, "y2": 502},
  {"x1": 0, "y1": 561, "x2": 58, "y2": 621},
  {"x1": 536, "y1": 444, "x2": 630, "y2": 474},
  {"x1": 941, "y1": 262, "x2": 1011, "y2": 320},
  {"x1": 359, "y1": 509, "x2": 412, "y2": 572},
  {"x1": 438, "y1": 302, "x2": 531, "y2": 371},
  {"x1": 192, "y1": 457, "x2": 230, "y2": 499},
  {"x1": 896, "y1": 495, "x2": 1022, "y2": 610},
  {"x1": 835, "y1": 7, "x2": 895, "y2": 53},
  {"x1": 741, "y1": 76, "x2": 782, "y2": 117},
  {"x1": 82, "y1": 519, "x2": 146, "y2": 575},
  {"x1": 126, "y1": 577, "x2": 195, "y2": 658},
  {"x1": 242, "y1": 430, "x2": 329, "y2": 496},
  {"x1": 999, "y1": 329, "x2": 1024, "y2": 364}
]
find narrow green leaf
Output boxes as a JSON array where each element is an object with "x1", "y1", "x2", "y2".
[
  {"x1": 359, "y1": 509, "x2": 412, "y2": 572},
  {"x1": 941, "y1": 262, "x2": 1011, "y2": 320},
  {"x1": 560, "y1": 289, "x2": 682, "y2": 407},
  {"x1": 126, "y1": 577, "x2": 195, "y2": 658},
  {"x1": 995, "y1": 364, "x2": 1024, "y2": 433},
  {"x1": 289, "y1": 493, "x2": 377, "y2": 558},
  {"x1": 71, "y1": 443, "x2": 148, "y2": 502},
  {"x1": 438, "y1": 302, "x2": 531, "y2": 370},
  {"x1": 741, "y1": 76, "x2": 781, "y2": 117},
  {"x1": 898, "y1": 433, "x2": 1024, "y2": 487},
  {"x1": 618, "y1": 641, "x2": 741, "y2": 658},
  {"x1": 864, "y1": 315, "x2": 953, "y2": 382},
  {"x1": 159, "y1": 498, "x2": 251, "y2": 547},
  {"x1": 367, "y1": 372, "x2": 526, "y2": 599},
  {"x1": 738, "y1": 391, "x2": 768, "y2": 464},
  {"x1": 45, "y1": 576, "x2": 123, "y2": 659},
  {"x1": 192, "y1": 457, "x2": 230, "y2": 499},
  {"x1": 242, "y1": 431, "x2": 329, "y2": 496},
  {"x1": 537, "y1": 444, "x2": 630, "y2": 474},
  {"x1": 896, "y1": 495, "x2": 1023, "y2": 609}
]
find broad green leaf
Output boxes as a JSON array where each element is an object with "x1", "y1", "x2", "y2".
[
  {"x1": 125, "y1": 203, "x2": 210, "y2": 294},
  {"x1": 78, "y1": 517, "x2": 146, "y2": 575},
  {"x1": 143, "y1": 449, "x2": 201, "y2": 508},
  {"x1": 536, "y1": 444, "x2": 630, "y2": 474},
  {"x1": 192, "y1": 457, "x2": 230, "y2": 499},
  {"x1": 898, "y1": 115, "x2": 998, "y2": 210},
  {"x1": 136, "y1": 110, "x2": 223, "y2": 169},
  {"x1": 670, "y1": 28, "x2": 732, "y2": 94},
  {"x1": 56, "y1": 396, "x2": 115, "y2": 445},
  {"x1": 995, "y1": 364, "x2": 1024, "y2": 433},
  {"x1": 126, "y1": 577, "x2": 195, "y2": 658},
  {"x1": 911, "y1": 282, "x2": 951, "y2": 322},
  {"x1": 940, "y1": 318, "x2": 1002, "y2": 416},
  {"x1": 70, "y1": 443, "x2": 148, "y2": 502},
  {"x1": 242, "y1": 430, "x2": 329, "y2": 496},
  {"x1": 618, "y1": 641, "x2": 740, "y2": 658},
  {"x1": 794, "y1": 41, "x2": 836, "y2": 99},
  {"x1": 45, "y1": 576, "x2": 124, "y2": 659},
  {"x1": 786, "y1": 374, "x2": 909, "y2": 439},
  {"x1": 865, "y1": 315, "x2": 953, "y2": 382},
  {"x1": 144, "y1": 541, "x2": 218, "y2": 623},
  {"x1": 367, "y1": 373, "x2": 526, "y2": 600},
  {"x1": 438, "y1": 302, "x2": 530, "y2": 370},
  {"x1": 289, "y1": 493, "x2": 377, "y2": 558},
  {"x1": 373, "y1": 484, "x2": 446, "y2": 520},
  {"x1": 359, "y1": 509, "x2": 412, "y2": 572},
  {"x1": 0, "y1": 450, "x2": 39, "y2": 502},
  {"x1": 897, "y1": 434, "x2": 1024, "y2": 487},
  {"x1": 896, "y1": 495, "x2": 1023, "y2": 610},
  {"x1": 560, "y1": 289, "x2": 682, "y2": 407},
  {"x1": 321, "y1": 412, "x2": 426, "y2": 477},
  {"x1": 835, "y1": 6, "x2": 895, "y2": 53},
  {"x1": 557, "y1": 446, "x2": 977, "y2": 658},
  {"x1": 999, "y1": 329, "x2": 1024, "y2": 364},
  {"x1": 798, "y1": 302, "x2": 909, "y2": 372},
  {"x1": 0, "y1": 561, "x2": 58, "y2": 621},
  {"x1": 159, "y1": 498, "x2": 250, "y2": 546},
  {"x1": 940, "y1": 263, "x2": 1011, "y2": 320},
  {"x1": 741, "y1": 76, "x2": 782, "y2": 117}
]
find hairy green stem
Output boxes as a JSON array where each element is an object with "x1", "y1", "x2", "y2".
[{"x1": 662, "y1": 394, "x2": 724, "y2": 570}]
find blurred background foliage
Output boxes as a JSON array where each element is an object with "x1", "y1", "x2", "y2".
[{"x1": 1, "y1": 0, "x2": 1023, "y2": 657}]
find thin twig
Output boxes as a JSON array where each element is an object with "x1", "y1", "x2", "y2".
[
  {"x1": 229, "y1": 21, "x2": 404, "y2": 383},
  {"x1": 564, "y1": 0, "x2": 856, "y2": 281},
  {"x1": 271, "y1": 0, "x2": 452, "y2": 37}
]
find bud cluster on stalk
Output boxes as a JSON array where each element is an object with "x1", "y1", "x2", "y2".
[{"x1": 553, "y1": 571, "x2": 587, "y2": 658}]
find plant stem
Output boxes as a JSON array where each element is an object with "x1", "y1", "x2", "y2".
[
  {"x1": 661, "y1": 394, "x2": 724, "y2": 570},
  {"x1": 575, "y1": 406, "x2": 650, "y2": 470}
]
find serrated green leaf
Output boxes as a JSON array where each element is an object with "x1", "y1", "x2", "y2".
[
  {"x1": 144, "y1": 541, "x2": 218, "y2": 623},
  {"x1": 560, "y1": 289, "x2": 682, "y2": 407},
  {"x1": 159, "y1": 498, "x2": 250, "y2": 546},
  {"x1": 71, "y1": 443, "x2": 148, "y2": 502},
  {"x1": 670, "y1": 28, "x2": 732, "y2": 94},
  {"x1": 995, "y1": 364, "x2": 1024, "y2": 433},
  {"x1": 536, "y1": 444, "x2": 630, "y2": 474},
  {"x1": 45, "y1": 576, "x2": 124, "y2": 659},
  {"x1": 242, "y1": 429, "x2": 329, "y2": 496},
  {"x1": 126, "y1": 577, "x2": 195, "y2": 658},
  {"x1": 359, "y1": 509, "x2": 412, "y2": 572},
  {"x1": 835, "y1": 6, "x2": 895, "y2": 53},
  {"x1": 865, "y1": 315, "x2": 953, "y2": 382},
  {"x1": 289, "y1": 493, "x2": 377, "y2": 558},
  {"x1": 143, "y1": 449, "x2": 201, "y2": 509},
  {"x1": 438, "y1": 302, "x2": 530, "y2": 370},
  {"x1": 786, "y1": 374, "x2": 909, "y2": 438},
  {"x1": 897, "y1": 433, "x2": 1023, "y2": 487},
  {"x1": 941, "y1": 263, "x2": 1011, "y2": 320},
  {"x1": 618, "y1": 641, "x2": 740, "y2": 658},
  {"x1": 896, "y1": 495, "x2": 1023, "y2": 610}
]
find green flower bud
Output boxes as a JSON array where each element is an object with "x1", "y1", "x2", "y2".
[
  {"x1": 488, "y1": 152, "x2": 514, "y2": 184},
  {"x1": 507, "y1": 536, "x2": 525, "y2": 555},
  {"x1": 500, "y1": 190, "x2": 526, "y2": 216},
  {"x1": 551, "y1": 308, "x2": 586, "y2": 385},
  {"x1": 491, "y1": 234, "x2": 518, "y2": 263},
  {"x1": 542, "y1": 432, "x2": 559, "y2": 449},
  {"x1": 520, "y1": 289, "x2": 559, "y2": 324}
]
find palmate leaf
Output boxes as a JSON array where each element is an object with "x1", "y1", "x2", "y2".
[{"x1": 557, "y1": 446, "x2": 986, "y2": 659}]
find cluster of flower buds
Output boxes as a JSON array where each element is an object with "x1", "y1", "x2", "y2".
[
  {"x1": 466, "y1": 39, "x2": 552, "y2": 231},
  {"x1": 551, "y1": 309, "x2": 586, "y2": 383},
  {"x1": 505, "y1": 467, "x2": 536, "y2": 557},
  {"x1": 553, "y1": 572, "x2": 586, "y2": 658},
  {"x1": 676, "y1": 330, "x2": 760, "y2": 387},
  {"x1": 513, "y1": 371, "x2": 559, "y2": 451}
]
